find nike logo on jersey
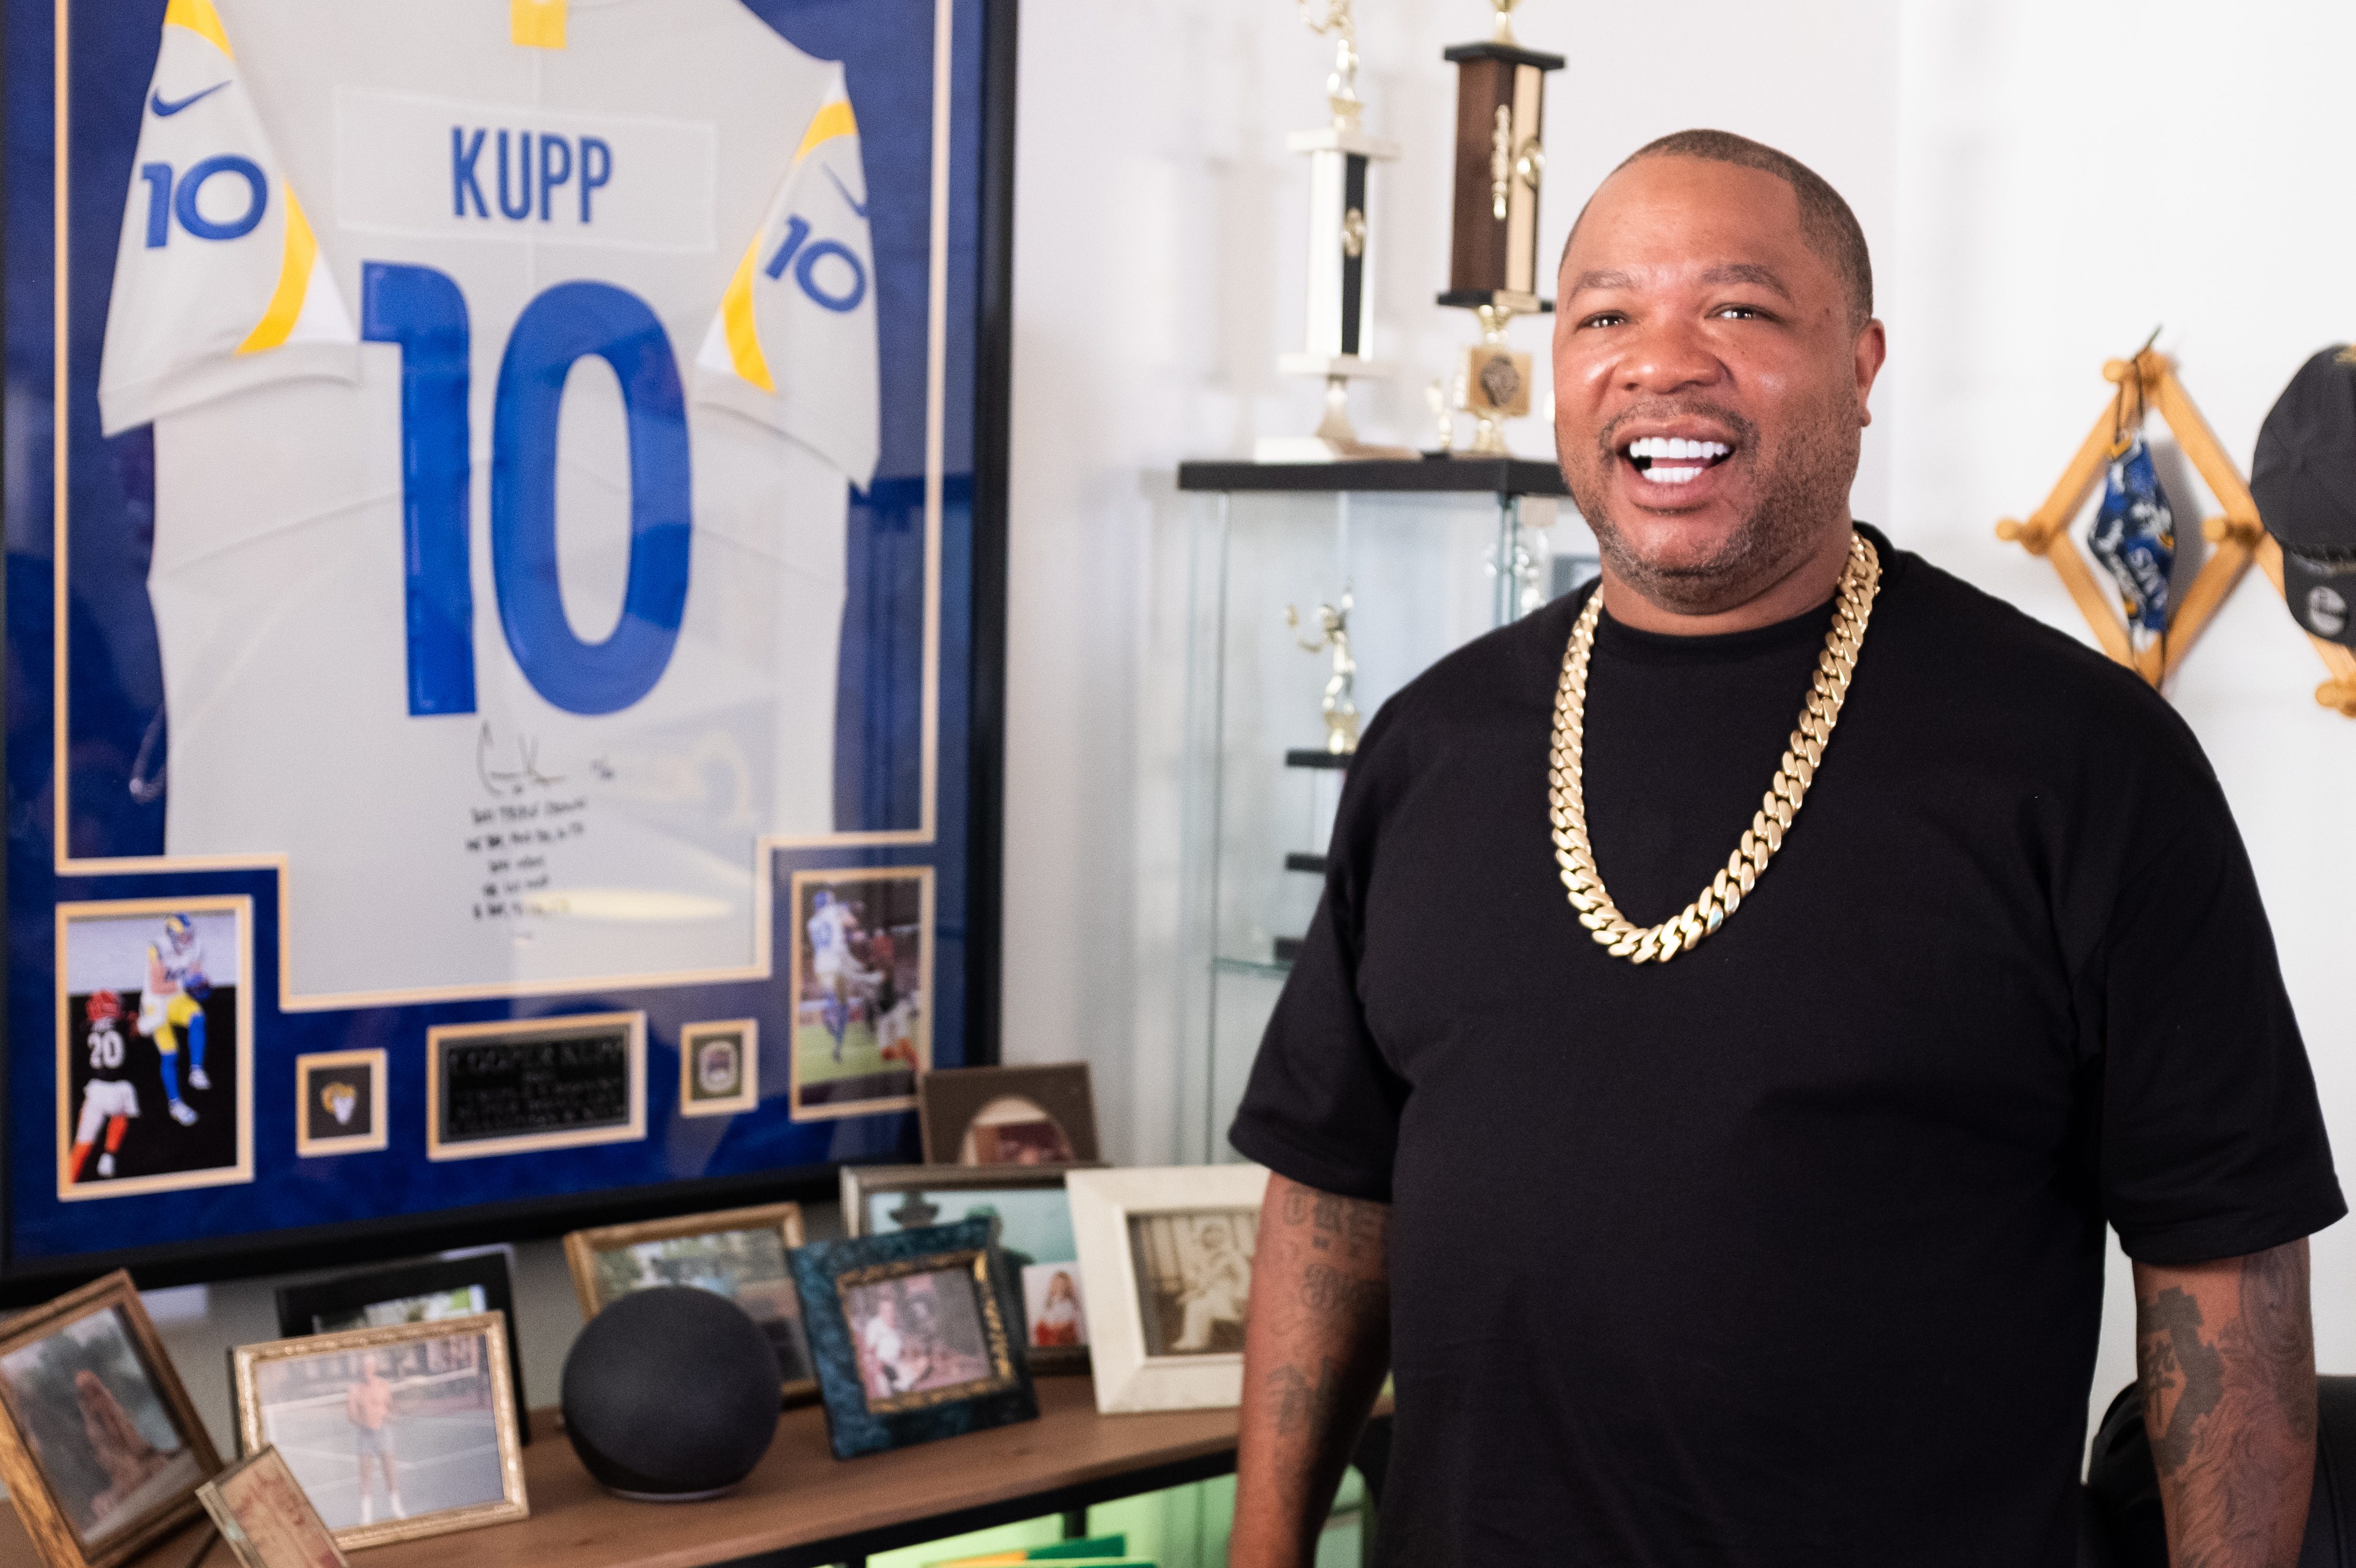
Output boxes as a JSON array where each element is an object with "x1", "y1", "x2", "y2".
[
  {"x1": 824, "y1": 167, "x2": 868, "y2": 218},
  {"x1": 151, "y1": 82, "x2": 230, "y2": 117}
]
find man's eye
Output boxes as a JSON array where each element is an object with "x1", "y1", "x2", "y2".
[
  {"x1": 1714, "y1": 305, "x2": 1762, "y2": 320},
  {"x1": 1582, "y1": 312, "x2": 1627, "y2": 329}
]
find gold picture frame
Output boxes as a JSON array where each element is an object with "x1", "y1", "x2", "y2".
[
  {"x1": 229, "y1": 1313, "x2": 528, "y2": 1551},
  {"x1": 292, "y1": 1049, "x2": 387, "y2": 1158},
  {"x1": 833, "y1": 1246, "x2": 1021, "y2": 1415},
  {"x1": 563, "y1": 1203, "x2": 817, "y2": 1404},
  {"x1": 54, "y1": 896, "x2": 255, "y2": 1202},
  {"x1": 196, "y1": 1446, "x2": 350, "y2": 1568},
  {"x1": 677, "y1": 1018, "x2": 760, "y2": 1118},
  {"x1": 0, "y1": 1270, "x2": 222, "y2": 1568}
]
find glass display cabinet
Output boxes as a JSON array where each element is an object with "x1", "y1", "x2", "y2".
[{"x1": 1173, "y1": 459, "x2": 1598, "y2": 1163}]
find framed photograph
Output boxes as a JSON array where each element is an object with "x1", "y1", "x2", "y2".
[
  {"x1": 563, "y1": 1204, "x2": 815, "y2": 1402},
  {"x1": 196, "y1": 1447, "x2": 350, "y2": 1568},
  {"x1": 789, "y1": 1217, "x2": 1036, "y2": 1459},
  {"x1": 3, "y1": 0, "x2": 1014, "y2": 1293},
  {"x1": 0, "y1": 1271, "x2": 221, "y2": 1568},
  {"x1": 918, "y1": 1063, "x2": 1100, "y2": 1166},
  {"x1": 424, "y1": 1012, "x2": 645, "y2": 1163},
  {"x1": 678, "y1": 1019, "x2": 760, "y2": 1118},
  {"x1": 230, "y1": 1314, "x2": 527, "y2": 1550},
  {"x1": 292, "y1": 1051, "x2": 387, "y2": 1159},
  {"x1": 1067, "y1": 1166, "x2": 1269, "y2": 1414},
  {"x1": 788, "y1": 868, "x2": 935, "y2": 1123},
  {"x1": 271, "y1": 1254, "x2": 529, "y2": 1445},
  {"x1": 841, "y1": 1164, "x2": 1104, "y2": 1373},
  {"x1": 55, "y1": 898, "x2": 254, "y2": 1203}
]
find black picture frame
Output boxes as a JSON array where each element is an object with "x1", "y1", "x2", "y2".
[
  {"x1": 0, "y1": 0, "x2": 1018, "y2": 1303},
  {"x1": 270, "y1": 1253, "x2": 531, "y2": 1445},
  {"x1": 790, "y1": 1217, "x2": 1036, "y2": 1460}
]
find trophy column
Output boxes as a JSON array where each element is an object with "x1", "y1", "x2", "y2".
[
  {"x1": 1258, "y1": 2, "x2": 1413, "y2": 462},
  {"x1": 1438, "y1": 4, "x2": 1563, "y2": 457}
]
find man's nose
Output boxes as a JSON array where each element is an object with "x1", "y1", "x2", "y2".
[{"x1": 1618, "y1": 315, "x2": 1725, "y2": 398}]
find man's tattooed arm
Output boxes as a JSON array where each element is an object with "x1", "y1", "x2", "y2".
[
  {"x1": 1231, "y1": 1173, "x2": 1392, "y2": 1568},
  {"x1": 2133, "y1": 1239, "x2": 2315, "y2": 1568}
]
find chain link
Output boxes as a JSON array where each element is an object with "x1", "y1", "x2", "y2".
[{"x1": 1549, "y1": 533, "x2": 1882, "y2": 964}]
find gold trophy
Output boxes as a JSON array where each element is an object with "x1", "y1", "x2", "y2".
[
  {"x1": 1258, "y1": 1, "x2": 1412, "y2": 462},
  {"x1": 1285, "y1": 594, "x2": 1360, "y2": 754},
  {"x1": 1438, "y1": 0, "x2": 1562, "y2": 456}
]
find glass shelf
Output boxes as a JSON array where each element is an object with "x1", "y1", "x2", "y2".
[{"x1": 1173, "y1": 463, "x2": 1598, "y2": 1162}]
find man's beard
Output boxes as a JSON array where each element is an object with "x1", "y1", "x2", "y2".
[{"x1": 1562, "y1": 391, "x2": 1859, "y2": 616}]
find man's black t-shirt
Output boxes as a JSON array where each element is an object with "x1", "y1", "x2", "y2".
[{"x1": 1228, "y1": 527, "x2": 2343, "y2": 1567}]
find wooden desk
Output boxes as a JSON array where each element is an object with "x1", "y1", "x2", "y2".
[{"x1": 3, "y1": 1381, "x2": 1372, "y2": 1568}]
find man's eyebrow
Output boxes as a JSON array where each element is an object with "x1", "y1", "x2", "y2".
[
  {"x1": 1700, "y1": 262, "x2": 1793, "y2": 300},
  {"x1": 1566, "y1": 269, "x2": 1634, "y2": 296}
]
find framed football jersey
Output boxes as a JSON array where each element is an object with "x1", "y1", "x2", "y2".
[{"x1": 1, "y1": 0, "x2": 1012, "y2": 1294}]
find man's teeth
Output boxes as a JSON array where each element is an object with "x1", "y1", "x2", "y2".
[
  {"x1": 1643, "y1": 463, "x2": 1703, "y2": 484},
  {"x1": 1625, "y1": 436, "x2": 1732, "y2": 463}
]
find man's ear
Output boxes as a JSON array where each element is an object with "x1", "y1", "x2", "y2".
[{"x1": 1854, "y1": 318, "x2": 1888, "y2": 427}]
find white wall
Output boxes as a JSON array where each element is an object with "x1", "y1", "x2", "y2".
[{"x1": 1001, "y1": 0, "x2": 2355, "y2": 1444}]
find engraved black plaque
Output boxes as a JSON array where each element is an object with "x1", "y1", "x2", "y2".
[{"x1": 437, "y1": 1022, "x2": 636, "y2": 1146}]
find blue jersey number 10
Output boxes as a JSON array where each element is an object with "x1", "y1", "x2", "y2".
[{"x1": 361, "y1": 261, "x2": 692, "y2": 718}]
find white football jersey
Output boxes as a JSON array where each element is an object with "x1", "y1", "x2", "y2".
[
  {"x1": 97, "y1": 0, "x2": 880, "y2": 999},
  {"x1": 807, "y1": 902, "x2": 855, "y2": 970},
  {"x1": 154, "y1": 932, "x2": 206, "y2": 990}
]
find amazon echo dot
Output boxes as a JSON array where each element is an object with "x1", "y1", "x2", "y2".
[{"x1": 561, "y1": 1287, "x2": 779, "y2": 1501}]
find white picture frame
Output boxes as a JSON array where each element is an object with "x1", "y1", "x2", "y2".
[{"x1": 1067, "y1": 1165, "x2": 1267, "y2": 1414}]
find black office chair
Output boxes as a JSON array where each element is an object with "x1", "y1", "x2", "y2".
[{"x1": 2085, "y1": 1376, "x2": 2356, "y2": 1566}]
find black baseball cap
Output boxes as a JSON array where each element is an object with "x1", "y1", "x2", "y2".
[{"x1": 2251, "y1": 346, "x2": 2356, "y2": 646}]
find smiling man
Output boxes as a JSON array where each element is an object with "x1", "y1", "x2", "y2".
[{"x1": 1227, "y1": 131, "x2": 2342, "y2": 1567}]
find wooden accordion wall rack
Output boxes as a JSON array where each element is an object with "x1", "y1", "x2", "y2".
[{"x1": 1996, "y1": 348, "x2": 2356, "y2": 716}]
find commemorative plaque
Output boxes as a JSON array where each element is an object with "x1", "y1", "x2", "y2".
[{"x1": 428, "y1": 1012, "x2": 646, "y2": 1160}]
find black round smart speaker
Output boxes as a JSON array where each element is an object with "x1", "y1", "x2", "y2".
[{"x1": 560, "y1": 1287, "x2": 779, "y2": 1501}]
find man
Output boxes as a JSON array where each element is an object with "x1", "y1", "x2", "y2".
[
  {"x1": 1229, "y1": 130, "x2": 2341, "y2": 1567},
  {"x1": 346, "y1": 1356, "x2": 404, "y2": 1525},
  {"x1": 67, "y1": 990, "x2": 136, "y2": 1182},
  {"x1": 136, "y1": 913, "x2": 209, "y2": 1125},
  {"x1": 807, "y1": 889, "x2": 877, "y2": 1062},
  {"x1": 1170, "y1": 1217, "x2": 1251, "y2": 1353}
]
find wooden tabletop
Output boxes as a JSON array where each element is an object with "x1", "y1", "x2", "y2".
[{"x1": 3, "y1": 1380, "x2": 1263, "y2": 1568}]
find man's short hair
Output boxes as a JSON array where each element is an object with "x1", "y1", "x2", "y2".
[{"x1": 1581, "y1": 129, "x2": 1874, "y2": 329}]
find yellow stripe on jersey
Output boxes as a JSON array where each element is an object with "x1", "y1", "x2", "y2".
[
  {"x1": 238, "y1": 188, "x2": 318, "y2": 354},
  {"x1": 719, "y1": 236, "x2": 775, "y2": 393},
  {"x1": 511, "y1": 0, "x2": 567, "y2": 49},
  {"x1": 794, "y1": 99, "x2": 857, "y2": 166},
  {"x1": 163, "y1": 0, "x2": 234, "y2": 57}
]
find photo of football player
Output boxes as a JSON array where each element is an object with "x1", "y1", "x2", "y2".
[
  {"x1": 67, "y1": 992, "x2": 136, "y2": 1182},
  {"x1": 789, "y1": 869, "x2": 929, "y2": 1119},
  {"x1": 138, "y1": 914, "x2": 210, "y2": 1126},
  {"x1": 58, "y1": 899, "x2": 250, "y2": 1199}
]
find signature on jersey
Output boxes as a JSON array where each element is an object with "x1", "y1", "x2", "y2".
[{"x1": 476, "y1": 722, "x2": 566, "y2": 797}]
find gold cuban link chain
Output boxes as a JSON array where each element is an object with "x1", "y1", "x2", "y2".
[{"x1": 1548, "y1": 532, "x2": 1882, "y2": 964}]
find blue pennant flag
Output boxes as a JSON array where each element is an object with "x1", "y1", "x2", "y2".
[{"x1": 2088, "y1": 436, "x2": 2176, "y2": 633}]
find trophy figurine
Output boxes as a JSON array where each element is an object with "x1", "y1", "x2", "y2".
[
  {"x1": 1285, "y1": 594, "x2": 1360, "y2": 754},
  {"x1": 1439, "y1": 0, "x2": 1562, "y2": 455},
  {"x1": 1257, "y1": 1, "x2": 1413, "y2": 462}
]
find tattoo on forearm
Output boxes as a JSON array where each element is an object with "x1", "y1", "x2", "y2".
[
  {"x1": 1286, "y1": 1189, "x2": 1389, "y2": 1259},
  {"x1": 1268, "y1": 1356, "x2": 1345, "y2": 1439},
  {"x1": 2135, "y1": 1242, "x2": 2315, "y2": 1568},
  {"x1": 1300, "y1": 1263, "x2": 1386, "y2": 1317}
]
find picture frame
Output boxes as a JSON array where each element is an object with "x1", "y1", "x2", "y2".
[
  {"x1": 563, "y1": 1203, "x2": 816, "y2": 1404},
  {"x1": 0, "y1": 1270, "x2": 222, "y2": 1568},
  {"x1": 196, "y1": 1446, "x2": 351, "y2": 1568},
  {"x1": 840, "y1": 1163, "x2": 1105, "y2": 1374},
  {"x1": 917, "y1": 1063, "x2": 1101, "y2": 1166},
  {"x1": 230, "y1": 1313, "x2": 528, "y2": 1550},
  {"x1": 55, "y1": 898, "x2": 255, "y2": 1203},
  {"x1": 678, "y1": 1019, "x2": 760, "y2": 1118},
  {"x1": 2, "y1": 0, "x2": 1017, "y2": 1296},
  {"x1": 270, "y1": 1253, "x2": 530, "y2": 1445},
  {"x1": 291, "y1": 1050, "x2": 387, "y2": 1159},
  {"x1": 787, "y1": 867, "x2": 935, "y2": 1123},
  {"x1": 1067, "y1": 1166, "x2": 1269, "y2": 1414},
  {"x1": 789, "y1": 1217, "x2": 1037, "y2": 1459}
]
